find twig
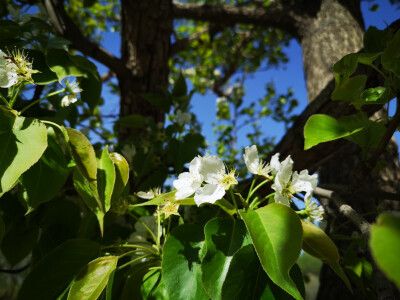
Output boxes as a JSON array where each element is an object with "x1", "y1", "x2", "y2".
[
  {"x1": 318, "y1": 184, "x2": 400, "y2": 202},
  {"x1": 314, "y1": 187, "x2": 370, "y2": 234}
]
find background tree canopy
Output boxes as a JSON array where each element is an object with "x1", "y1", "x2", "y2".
[{"x1": 0, "y1": 0, "x2": 400, "y2": 299}]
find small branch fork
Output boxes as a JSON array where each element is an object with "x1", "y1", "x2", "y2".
[{"x1": 314, "y1": 186, "x2": 371, "y2": 234}]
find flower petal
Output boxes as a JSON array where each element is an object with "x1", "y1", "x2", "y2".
[
  {"x1": 189, "y1": 156, "x2": 202, "y2": 175},
  {"x1": 274, "y1": 192, "x2": 290, "y2": 206},
  {"x1": 244, "y1": 145, "x2": 260, "y2": 174},
  {"x1": 194, "y1": 184, "x2": 225, "y2": 206},
  {"x1": 199, "y1": 155, "x2": 225, "y2": 184},
  {"x1": 173, "y1": 172, "x2": 201, "y2": 199},
  {"x1": 291, "y1": 170, "x2": 318, "y2": 194},
  {"x1": 269, "y1": 153, "x2": 281, "y2": 175}
]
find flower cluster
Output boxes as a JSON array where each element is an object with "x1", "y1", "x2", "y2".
[
  {"x1": 61, "y1": 80, "x2": 82, "y2": 107},
  {"x1": 171, "y1": 145, "x2": 323, "y2": 222},
  {"x1": 0, "y1": 49, "x2": 38, "y2": 88},
  {"x1": 173, "y1": 155, "x2": 238, "y2": 206},
  {"x1": 243, "y1": 145, "x2": 317, "y2": 206}
]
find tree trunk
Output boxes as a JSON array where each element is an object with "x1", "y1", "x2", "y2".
[
  {"x1": 298, "y1": 1, "x2": 400, "y2": 299},
  {"x1": 300, "y1": 0, "x2": 364, "y2": 103},
  {"x1": 119, "y1": 0, "x2": 172, "y2": 141}
]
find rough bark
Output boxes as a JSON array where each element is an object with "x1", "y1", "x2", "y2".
[
  {"x1": 300, "y1": 0, "x2": 364, "y2": 102},
  {"x1": 119, "y1": 0, "x2": 172, "y2": 141}
]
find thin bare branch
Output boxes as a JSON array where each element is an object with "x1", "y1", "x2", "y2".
[
  {"x1": 101, "y1": 70, "x2": 116, "y2": 82},
  {"x1": 171, "y1": 26, "x2": 211, "y2": 55},
  {"x1": 172, "y1": 1, "x2": 304, "y2": 38},
  {"x1": 43, "y1": 0, "x2": 125, "y2": 75},
  {"x1": 314, "y1": 187, "x2": 370, "y2": 234}
]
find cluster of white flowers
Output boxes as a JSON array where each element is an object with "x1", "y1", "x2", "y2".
[
  {"x1": 61, "y1": 80, "x2": 82, "y2": 107},
  {"x1": 173, "y1": 155, "x2": 238, "y2": 206},
  {"x1": 305, "y1": 194, "x2": 325, "y2": 222},
  {"x1": 244, "y1": 145, "x2": 318, "y2": 206},
  {"x1": 173, "y1": 145, "x2": 323, "y2": 220},
  {"x1": 176, "y1": 109, "x2": 192, "y2": 126}
]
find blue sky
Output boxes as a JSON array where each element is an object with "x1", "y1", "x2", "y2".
[{"x1": 96, "y1": 0, "x2": 400, "y2": 155}]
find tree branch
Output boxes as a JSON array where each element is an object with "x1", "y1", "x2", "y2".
[
  {"x1": 171, "y1": 26, "x2": 211, "y2": 55},
  {"x1": 172, "y1": 1, "x2": 305, "y2": 39},
  {"x1": 43, "y1": 0, "x2": 125, "y2": 75},
  {"x1": 314, "y1": 187, "x2": 370, "y2": 234}
]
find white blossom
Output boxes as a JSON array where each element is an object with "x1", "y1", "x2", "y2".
[
  {"x1": 136, "y1": 187, "x2": 162, "y2": 199},
  {"x1": 243, "y1": 145, "x2": 280, "y2": 178},
  {"x1": 272, "y1": 155, "x2": 317, "y2": 206},
  {"x1": 0, "y1": 49, "x2": 37, "y2": 88},
  {"x1": 61, "y1": 80, "x2": 82, "y2": 107},
  {"x1": 195, "y1": 155, "x2": 237, "y2": 205},
  {"x1": 173, "y1": 155, "x2": 237, "y2": 206},
  {"x1": 305, "y1": 194, "x2": 325, "y2": 222},
  {"x1": 176, "y1": 109, "x2": 192, "y2": 126},
  {"x1": 173, "y1": 156, "x2": 203, "y2": 200}
]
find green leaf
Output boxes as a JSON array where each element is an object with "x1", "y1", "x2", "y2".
[
  {"x1": 332, "y1": 53, "x2": 380, "y2": 85},
  {"x1": 345, "y1": 120, "x2": 386, "y2": 151},
  {"x1": 221, "y1": 245, "x2": 305, "y2": 300},
  {"x1": 105, "y1": 269, "x2": 115, "y2": 300},
  {"x1": 364, "y1": 26, "x2": 394, "y2": 53},
  {"x1": 331, "y1": 75, "x2": 367, "y2": 105},
  {"x1": 21, "y1": 136, "x2": 69, "y2": 212},
  {"x1": 304, "y1": 113, "x2": 365, "y2": 150},
  {"x1": 301, "y1": 221, "x2": 339, "y2": 264},
  {"x1": 162, "y1": 224, "x2": 208, "y2": 300},
  {"x1": 141, "y1": 269, "x2": 169, "y2": 300},
  {"x1": 0, "y1": 107, "x2": 47, "y2": 197},
  {"x1": 26, "y1": 49, "x2": 58, "y2": 85},
  {"x1": 18, "y1": 239, "x2": 101, "y2": 300},
  {"x1": 201, "y1": 218, "x2": 252, "y2": 299},
  {"x1": 110, "y1": 152, "x2": 129, "y2": 204},
  {"x1": 1, "y1": 218, "x2": 39, "y2": 266},
  {"x1": 97, "y1": 147, "x2": 115, "y2": 213},
  {"x1": 116, "y1": 114, "x2": 147, "y2": 128},
  {"x1": 78, "y1": 72, "x2": 102, "y2": 112},
  {"x1": 370, "y1": 213, "x2": 400, "y2": 288},
  {"x1": 64, "y1": 127, "x2": 97, "y2": 182},
  {"x1": 240, "y1": 204, "x2": 303, "y2": 300},
  {"x1": 132, "y1": 191, "x2": 195, "y2": 206},
  {"x1": 142, "y1": 93, "x2": 171, "y2": 113},
  {"x1": 46, "y1": 49, "x2": 86, "y2": 80},
  {"x1": 67, "y1": 256, "x2": 118, "y2": 300},
  {"x1": 301, "y1": 221, "x2": 352, "y2": 292},
  {"x1": 381, "y1": 29, "x2": 400, "y2": 78},
  {"x1": 172, "y1": 73, "x2": 188, "y2": 97},
  {"x1": 119, "y1": 261, "x2": 162, "y2": 300},
  {"x1": 360, "y1": 87, "x2": 390, "y2": 105},
  {"x1": 73, "y1": 168, "x2": 104, "y2": 235}
]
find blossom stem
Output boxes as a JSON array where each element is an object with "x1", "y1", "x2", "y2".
[
  {"x1": 129, "y1": 212, "x2": 159, "y2": 247},
  {"x1": 229, "y1": 188, "x2": 240, "y2": 216},
  {"x1": 18, "y1": 89, "x2": 65, "y2": 115},
  {"x1": 246, "y1": 176, "x2": 257, "y2": 203},
  {"x1": 102, "y1": 244, "x2": 159, "y2": 255},
  {"x1": 0, "y1": 93, "x2": 9, "y2": 106},
  {"x1": 247, "y1": 178, "x2": 270, "y2": 201},
  {"x1": 249, "y1": 192, "x2": 275, "y2": 209},
  {"x1": 295, "y1": 210, "x2": 309, "y2": 219},
  {"x1": 116, "y1": 254, "x2": 155, "y2": 271},
  {"x1": 156, "y1": 210, "x2": 161, "y2": 249},
  {"x1": 9, "y1": 84, "x2": 23, "y2": 108}
]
